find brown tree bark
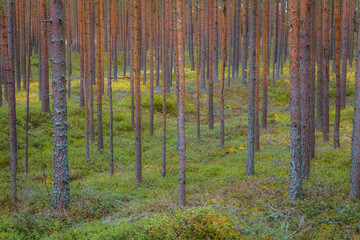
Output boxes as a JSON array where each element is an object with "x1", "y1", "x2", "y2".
[
  {"x1": 88, "y1": 1, "x2": 95, "y2": 143},
  {"x1": 300, "y1": 0, "x2": 311, "y2": 178},
  {"x1": 79, "y1": 0, "x2": 84, "y2": 107},
  {"x1": 67, "y1": 0, "x2": 72, "y2": 99},
  {"x1": 24, "y1": 0, "x2": 32, "y2": 174},
  {"x1": 350, "y1": 2, "x2": 360, "y2": 199},
  {"x1": 134, "y1": 0, "x2": 142, "y2": 182},
  {"x1": 176, "y1": 0, "x2": 186, "y2": 207},
  {"x1": 108, "y1": 0, "x2": 114, "y2": 176},
  {"x1": 20, "y1": 0, "x2": 26, "y2": 91},
  {"x1": 316, "y1": 0, "x2": 324, "y2": 132},
  {"x1": 50, "y1": 0, "x2": 70, "y2": 209},
  {"x1": 149, "y1": 0, "x2": 154, "y2": 136},
  {"x1": 40, "y1": 0, "x2": 49, "y2": 113},
  {"x1": 141, "y1": 0, "x2": 147, "y2": 85},
  {"x1": 161, "y1": 0, "x2": 167, "y2": 178},
  {"x1": 82, "y1": 0, "x2": 90, "y2": 159},
  {"x1": 254, "y1": 0, "x2": 260, "y2": 152},
  {"x1": 340, "y1": 0, "x2": 350, "y2": 109},
  {"x1": 246, "y1": 0, "x2": 257, "y2": 176},
  {"x1": 208, "y1": 0, "x2": 214, "y2": 130},
  {"x1": 2, "y1": 1, "x2": 17, "y2": 206},
  {"x1": 288, "y1": 0, "x2": 302, "y2": 200},
  {"x1": 96, "y1": 0, "x2": 104, "y2": 151},
  {"x1": 241, "y1": 0, "x2": 249, "y2": 85},
  {"x1": 261, "y1": 0, "x2": 268, "y2": 129},
  {"x1": 220, "y1": 0, "x2": 228, "y2": 147},
  {"x1": 333, "y1": 0, "x2": 341, "y2": 149},
  {"x1": 112, "y1": 0, "x2": 117, "y2": 82},
  {"x1": 323, "y1": 0, "x2": 330, "y2": 142},
  {"x1": 200, "y1": 0, "x2": 206, "y2": 90}
]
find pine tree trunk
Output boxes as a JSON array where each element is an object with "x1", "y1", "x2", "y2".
[
  {"x1": 134, "y1": 0, "x2": 142, "y2": 182},
  {"x1": 24, "y1": 0, "x2": 32, "y2": 174},
  {"x1": 200, "y1": 0, "x2": 206, "y2": 90},
  {"x1": 350, "y1": 6, "x2": 360, "y2": 199},
  {"x1": 241, "y1": 0, "x2": 249, "y2": 85},
  {"x1": 40, "y1": 0, "x2": 49, "y2": 113},
  {"x1": 67, "y1": 0, "x2": 72, "y2": 99},
  {"x1": 323, "y1": 0, "x2": 330, "y2": 142},
  {"x1": 96, "y1": 0, "x2": 104, "y2": 151},
  {"x1": 220, "y1": 0, "x2": 228, "y2": 147},
  {"x1": 261, "y1": 0, "x2": 268, "y2": 129},
  {"x1": 108, "y1": 0, "x2": 114, "y2": 176},
  {"x1": 246, "y1": 0, "x2": 257, "y2": 176},
  {"x1": 50, "y1": 0, "x2": 70, "y2": 209},
  {"x1": 149, "y1": 0, "x2": 154, "y2": 136},
  {"x1": 176, "y1": 0, "x2": 186, "y2": 207},
  {"x1": 288, "y1": 0, "x2": 302, "y2": 200},
  {"x1": 333, "y1": 0, "x2": 341, "y2": 149},
  {"x1": 300, "y1": 0, "x2": 311, "y2": 178},
  {"x1": 316, "y1": 0, "x2": 324, "y2": 132},
  {"x1": 340, "y1": 0, "x2": 349, "y2": 109},
  {"x1": 2, "y1": 1, "x2": 17, "y2": 205}
]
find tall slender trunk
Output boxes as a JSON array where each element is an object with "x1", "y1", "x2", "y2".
[
  {"x1": 254, "y1": 0, "x2": 260, "y2": 152},
  {"x1": 200, "y1": 0, "x2": 206, "y2": 90},
  {"x1": 194, "y1": 0, "x2": 201, "y2": 139},
  {"x1": 122, "y1": 0, "x2": 127, "y2": 76},
  {"x1": 323, "y1": 0, "x2": 330, "y2": 142},
  {"x1": 161, "y1": 0, "x2": 167, "y2": 178},
  {"x1": 176, "y1": 0, "x2": 186, "y2": 207},
  {"x1": 350, "y1": 4, "x2": 360, "y2": 199},
  {"x1": 129, "y1": 0, "x2": 135, "y2": 127},
  {"x1": 14, "y1": 0, "x2": 20, "y2": 91},
  {"x1": 88, "y1": 1, "x2": 95, "y2": 143},
  {"x1": 232, "y1": 0, "x2": 240, "y2": 81},
  {"x1": 188, "y1": 0, "x2": 195, "y2": 71},
  {"x1": 272, "y1": 1, "x2": 279, "y2": 84},
  {"x1": 134, "y1": 0, "x2": 142, "y2": 183},
  {"x1": 112, "y1": 0, "x2": 117, "y2": 82},
  {"x1": 288, "y1": 0, "x2": 302, "y2": 200},
  {"x1": 67, "y1": 0, "x2": 72, "y2": 99},
  {"x1": 141, "y1": 0, "x2": 147, "y2": 85},
  {"x1": 208, "y1": 0, "x2": 214, "y2": 130},
  {"x1": 40, "y1": 0, "x2": 49, "y2": 113},
  {"x1": 50, "y1": 0, "x2": 70, "y2": 209},
  {"x1": 333, "y1": 0, "x2": 341, "y2": 149},
  {"x1": 108, "y1": 0, "x2": 114, "y2": 176},
  {"x1": 2, "y1": 1, "x2": 17, "y2": 205},
  {"x1": 82, "y1": 0, "x2": 89, "y2": 159},
  {"x1": 79, "y1": 0, "x2": 85, "y2": 107},
  {"x1": 96, "y1": 0, "x2": 104, "y2": 151},
  {"x1": 241, "y1": 0, "x2": 249, "y2": 85},
  {"x1": 261, "y1": 0, "x2": 268, "y2": 129},
  {"x1": 300, "y1": 0, "x2": 311, "y2": 178},
  {"x1": 149, "y1": 0, "x2": 154, "y2": 136},
  {"x1": 275, "y1": 0, "x2": 283, "y2": 80},
  {"x1": 340, "y1": 0, "x2": 350, "y2": 109},
  {"x1": 213, "y1": 0, "x2": 219, "y2": 84},
  {"x1": 220, "y1": 0, "x2": 228, "y2": 147},
  {"x1": 24, "y1": 0, "x2": 31, "y2": 173},
  {"x1": 316, "y1": 0, "x2": 324, "y2": 132},
  {"x1": 20, "y1": 0, "x2": 26, "y2": 91},
  {"x1": 246, "y1": 0, "x2": 257, "y2": 176}
]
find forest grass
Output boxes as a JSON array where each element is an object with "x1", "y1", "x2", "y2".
[{"x1": 0, "y1": 53, "x2": 360, "y2": 239}]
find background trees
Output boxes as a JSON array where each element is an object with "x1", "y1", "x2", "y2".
[{"x1": 1, "y1": 0, "x2": 360, "y2": 222}]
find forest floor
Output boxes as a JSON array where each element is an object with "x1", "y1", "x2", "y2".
[{"x1": 0, "y1": 53, "x2": 360, "y2": 239}]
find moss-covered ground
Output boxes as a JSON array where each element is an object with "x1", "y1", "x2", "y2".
[{"x1": 0, "y1": 53, "x2": 360, "y2": 239}]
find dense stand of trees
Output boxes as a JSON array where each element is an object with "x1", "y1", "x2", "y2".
[{"x1": 1, "y1": 0, "x2": 360, "y2": 210}]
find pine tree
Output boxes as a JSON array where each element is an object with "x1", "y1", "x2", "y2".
[{"x1": 50, "y1": 0, "x2": 70, "y2": 209}]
